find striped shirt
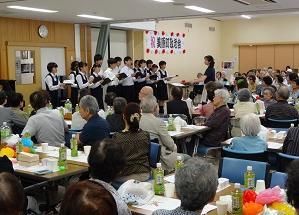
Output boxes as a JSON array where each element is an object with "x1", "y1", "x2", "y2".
[
  {"x1": 283, "y1": 127, "x2": 299, "y2": 156},
  {"x1": 265, "y1": 100, "x2": 299, "y2": 120}
]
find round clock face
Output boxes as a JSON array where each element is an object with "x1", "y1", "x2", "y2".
[{"x1": 38, "y1": 25, "x2": 48, "y2": 38}]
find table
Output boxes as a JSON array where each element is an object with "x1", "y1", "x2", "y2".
[
  {"x1": 169, "y1": 125, "x2": 210, "y2": 154},
  {"x1": 230, "y1": 109, "x2": 265, "y2": 118}
]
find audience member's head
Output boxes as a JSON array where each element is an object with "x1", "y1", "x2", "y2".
[
  {"x1": 237, "y1": 88, "x2": 251, "y2": 102},
  {"x1": 175, "y1": 158, "x2": 218, "y2": 212},
  {"x1": 88, "y1": 139, "x2": 126, "y2": 183},
  {"x1": 263, "y1": 76, "x2": 273, "y2": 87},
  {"x1": 0, "y1": 172, "x2": 25, "y2": 215},
  {"x1": 276, "y1": 75, "x2": 284, "y2": 85},
  {"x1": 0, "y1": 91, "x2": 7, "y2": 106},
  {"x1": 123, "y1": 103, "x2": 141, "y2": 133},
  {"x1": 79, "y1": 95, "x2": 99, "y2": 121},
  {"x1": 206, "y1": 81, "x2": 223, "y2": 102},
  {"x1": 213, "y1": 89, "x2": 230, "y2": 107},
  {"x1": 8, "y1": 93, "x2": 24, "y2": 108},
  {"x1": 235, "y1": 77, "x2": 248, "y2": 90},
  {"x1": 275, "y1": 86, "x2": 290, "y2": 101},
  {"x1": 59, "y1": 180, "x2": 117, "y2": 215},
  {"x1": 113, "y1": 97, "x2": 127, "y2": 115},
  {"x1": 30, "y1": 90, "x2": 48, "y2": 111},
  {"x1": 286, "y1": 160, "x2": 299, "y2": 213},
  {"x1": 248, "y1": 75, "x2": 256, "y2": 85},
  {"x1": 140, "y1": 95, "x2": 158, "y2": 114},
  {"x1": 240, "y1": 113, "x2": 261, "y2": 136},
  {"x1": 291, "y1": 79, "x2": 299, "y2": 90},
  {"x1": 139, "y1": 86, "x2": 153, "y2": 101},
  {"x1": 262, "y1": 87, "x2": 275, "y2": 101},
  {"x1": 171, "y1": 87, "x2": 183, "y2": 100},
  {"x1": 288, "y1": 72, "x2": 298, "y2": 83},
  {"x1": 105, "y1": 92, "x2": 117, "y2": 107}
]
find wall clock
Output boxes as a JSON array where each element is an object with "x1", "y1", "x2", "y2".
[{"x1": 38, "y1": 25, "x2": 48, "y2": 38}]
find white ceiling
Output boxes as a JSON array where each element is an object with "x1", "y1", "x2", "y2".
[{"x1": 0, "y1": 0, "x2": 299, "y2": 23}]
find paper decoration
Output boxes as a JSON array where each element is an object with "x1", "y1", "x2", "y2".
[{"x1": 145, "y1": 31, "x2": 186, "y2": 54}]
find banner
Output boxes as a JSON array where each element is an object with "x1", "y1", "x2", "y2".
[{"x1": 145, "y1": 31, "x2": 186, "y2": 54}]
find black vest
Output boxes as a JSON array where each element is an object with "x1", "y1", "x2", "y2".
[
  {"x1": 45, "y1": 73, "x2": 59, "y2": 92},
  {"x1": 70, "y1": 71, "x2": 78, "y2": 85},
  {"x1": 159, "y1": 70, "x2": 168, "y2": 79}
]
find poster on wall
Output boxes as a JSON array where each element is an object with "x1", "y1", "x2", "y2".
[{"x1": 145, "y1": 31, "x2": 186, "y2": 54}]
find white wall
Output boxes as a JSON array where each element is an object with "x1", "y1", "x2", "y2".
[
  {"x1": 40, "y1": 47, "x2": 66, "y2": 90},
  {"x1": 91, "y1": 28, "x2": 127, "y2": 70}
]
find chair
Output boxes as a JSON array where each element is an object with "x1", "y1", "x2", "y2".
[
  {"x1": 221, "y1": 147, "x2": 266, "y2": 162},
  {"x1": 277, "y1": 153, "x2": 299, "y2": 172},
  {"x1": 149, "y1": 142, "x2": 161, "y2": 168},
  {"x1": 219, "y1": 157, "x2": 270, "y2": 184},
  {"x1": 266, "y1": 118, "x2": 298, "y2": 128},
  {"x1": 270, "y1": 171, "x2": 287, "y2": 189}
]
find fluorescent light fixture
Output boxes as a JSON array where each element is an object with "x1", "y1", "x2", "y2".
[
  {"x1": 241, "y1": 15, "x2": 251, "y2": 19},
  {"x1": 153, "y1": 0, "x2": 174, "y2": 2},
  {"x1": 77, "y1": 14, "x2": 113, "y2": 21},
  {"x1": 184, "y1": 5, "x2": 215, "y2": 13},
  {"x1": 7, "y1": 5, "x2": 58, "y2": 13}
]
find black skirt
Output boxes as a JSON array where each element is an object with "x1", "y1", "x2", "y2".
[
  {"x1": 147, "y1": 83, "x2": 157, "y2": 98},
  {"x1": 90, "y1": 87, "x2": 104, "y2": 109},
  {"x1": 121, "y1": 85, "x2": 136, "y2": 103},
  {"x1": 107, "y1": 85, "x2": 119, "y2": 96},
  {"x1": 156, "y1": 81, "x2": 168, "y2": 100},
  {"x1": 70, "y1": 87, "x2": 78, "y2": 107}
]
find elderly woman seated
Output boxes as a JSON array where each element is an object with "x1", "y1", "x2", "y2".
[
  {"x1": 230, "y1": 113, "x2": 267, "y2": 152},
  {"x1": 262, "y1": 87, "x2": 276, "y2": 109},
  {"x1": 106, "y1": 97, "x2": 127, "y2": 132},
  {"x1": 153, "y1": 158, "x2": 218, "y2": 215},
  {"x1": 199, "y1": 89, "x2": 231, "y2": 147},
  {"x1": 233, "y1": 88, "x2": 257, "y2": 118}
]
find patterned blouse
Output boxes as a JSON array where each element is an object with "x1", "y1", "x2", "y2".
[
  {"x1": 113, "y1": 130, "x2": 151, "y2": 176},
  {"x1": 153, "y1": 207, "x2": 201, "y2": 215}
]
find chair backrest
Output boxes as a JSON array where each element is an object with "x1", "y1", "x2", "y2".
[
  {"x1": 267, "y1": 118, "x2": 298, "y2": 128},
  {"x1": 221, "y1": 147, "x2": 266, "y2": 162},
  {"x1": 149, "y1": 142, "x2": 161, "y2": 168},
  {"x1": 270, "y1": 171, "x2": 287, "y2": 189},
  {"x1": 219, "y1": 157, "x2": 270, "y2": 185},
  {"x1": 277, "y1": 153, "x2": 299, "y2": 172}
]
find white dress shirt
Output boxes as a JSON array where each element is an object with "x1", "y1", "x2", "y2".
[
  {"x1": 104, "y1": 68, "x2": 119, "y2": 86},
  {"x1": 136, "y1": 68, "x2": 147, "y2": 83},
  {"x1": 157, "y1": 69, "x2": 169, "y2": 84},
  {"x1": 119, "y1": 66, "x2": 135, "y2": 86},
  {"x1": 69, "y1": 71, "x2": 77, "y2": 88},
  {"x1": 76, "y1": 71, "x2": 90, "y2": 89},
  {"x1": 45, "y1": 73, "x2": 60, "y2": 91},
  {"x1": 90, "y1": 71, "x2": 103, "y2": 89}
]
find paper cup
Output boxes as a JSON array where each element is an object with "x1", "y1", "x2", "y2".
[
  {"x1": 219, "y1": 195, "x2": 232, "y2": 213},
  {"x1": 175, "y1": 124, "x2": 182, "y2": 132},
  {"x1": 256, "y1": 180, "x2": 266, "y2": 194},
  {"x1": 47, "y1": 158, "x2": 58, "y2": 171},
  {"x1": 84, "y1": 145, "x2": 91, "y2": 156},
  {"x1": 41, "y1": 158, "x2": 48, "y2": 166},
  {"x1": 164, "y1": 183, "x2": 175, "y2": 198},
  {"x1": 216, "y1": 200, "x2": 228, "y2": 215},
  {"x1": 41, "y1": 143, "x2": 48, "y2": 152}
]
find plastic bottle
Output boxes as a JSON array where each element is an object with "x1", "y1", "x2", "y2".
[
  {"x1": 75, "y1": 104, "x2": 80, "y2": 112},
  {"x1": 58, "y1": 143, "x2": 67, "y2": 171},
  {"x1": 64, "y1": 99, "x2": 72, "y2": 120},
  {"x1": 232, "y1": 183, "x2": 243, "y2": 215},
  {"x1": 48, "y1": 102, "x2": 53, "y2": 110},
  {"x1": 16, "y1": 138, "x2": 23, "y2": 158},
  {"x1": 167, "y1": 114, "x2": 175, "y2": 131},
  {"x1": 0, "y1": 122, "x2": 11, "y2": 147},
  {"x1": 244, "y1": 166, "x2": 255, "y2": 189},
  {"x1": 154, "y1": 163, "x2": 165, "y2": 195},
  {"x1": 70, "y1": 134, "x2": 78, "y2": 157},
  {"x1": 106, "y1": 106, "x2": 113, "y2": 116},
  {"x1": 175, "y1": 155, "x2": 184, "y2": 172},
  {"x1": 27, "y1": 104, "x2": 33, "y2": 117}
]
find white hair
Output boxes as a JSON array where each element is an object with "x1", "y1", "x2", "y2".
[
  {"x1": 79, "y1": 95, "x2": 99, "y2": 115},
  {"x1": 140, "y1": 95, "x2": 157, "y2": 113},
  {"x1": 240, "y1": 113, "x2": 261, "y2": 136},
  {"x1": 214, "y1": 89, "x2": 230, "y2": 104}
]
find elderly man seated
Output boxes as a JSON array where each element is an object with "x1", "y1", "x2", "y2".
[
  {"x1": 138, "y1": 86, "x2": 153, "y2": 102},
  {"x1": 153, "y1": 158, "x2": 218, "y2": 215},
  {"x1": 77, "y1": 95, "x2": 110, "y2": 146},
  {"x1": 199, "y1": 89, "x2": 231, "y2": 147},
  {"x1": 265, "y1": 86, "x2": 299, "y2": 121},
  {"x1": 140, "y1": 95, "x2": 178, "y2": 171},
  {"x1": 233, "y1": 88, "x2": 257, "y2": 118}
]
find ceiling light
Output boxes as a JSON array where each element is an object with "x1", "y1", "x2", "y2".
[
  {"x1": 241, "y1": 15, "x2": 252, "y2": 19},
  {"x1": 7, "y1": 5, "x2": 58, "y2": 13},
  {"x1": 184, "y1": 5, "x2": 215, "y2": 13},
  {"x1": 77, "y1": 14, "x2": 113, "y2": 21},
  {"x1": 153, "y1": 0, "x2": 174, "y2": 2}
]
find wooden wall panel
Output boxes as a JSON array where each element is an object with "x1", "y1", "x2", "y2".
[
  {"x1": 274, "y1": 45, "x2": 294, "y2": 71},
  {"x1": 257, "y1": 45, "x2": 275, "y2": 69},
  {"x1": 239, "y1": 46, "x2": 257, "y2": 73},
  {"x1": 293, "y1": 45, "x2": 299, "y2": 70}
]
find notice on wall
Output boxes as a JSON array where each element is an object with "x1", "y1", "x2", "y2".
[{"x1": 145, "y1": 31, "x2": 186, "y2": 54}]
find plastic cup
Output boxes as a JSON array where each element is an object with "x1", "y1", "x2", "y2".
[
  {"x1": 84, "y1": 145, "x2": 91, "y2": 156},
  {"x1": 216, "y1": 200, "x2": 228, "y2": 215},
  {"x1": 175, "y1": 124, "x2": 182, "y2": 132},
  {"x1": 164, "y1": 183, "x2": 175, "y2": 198},
  {"x1": 41, "y1": 143, "x2": 48, "y2": 153},
  {"x1": 256, "y1": 180, "x2": 266, "y2": 194},
  {"x1": 219, "y1": 195, "x2": 232, "y2": 213}
]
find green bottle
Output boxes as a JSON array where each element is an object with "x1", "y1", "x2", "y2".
[
  {"x1": 16, "y1": 138, "x2": 23, "y2": 158},
  {"x1": 26, "y1": 105, "x2": 33, "y2": 117},
  {"x1": 154, "y1": 163, "x2": 165, "y2": 195},
  {"x1": 232, "y1": 183, "x2": 243, "y2": 215},
  {"x1": 48, "y1": 102, "x2": 53, "y2": 110},
  {"x1": 75, "y1": 104, "x2": 80, "y2": 112},
  {"x1": 175, "y1": 155, "x2": 184, "y2": 172},
  {"x1": 167, "y1": 114, "x2": 175, "y2": 131},
  {"x1": 0, "y1": 122, "x2": 11, "y2": 147},
  {"x1": 244, "y1": 166, "x2": 255, "y2": 189},
  {"x1": 70, "y1": 134, "x2": 78, "y2": 157},
  {"x1": 58, "y1": 143, "x2": 67, "y2": 171}
]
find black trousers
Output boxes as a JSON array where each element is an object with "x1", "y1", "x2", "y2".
[
  {"x1": 70, "y1": 87, "x2": 78, "y2": 107},
  {"x1": 121, "y1": 85, "x2": 135, "y2": 103}
]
